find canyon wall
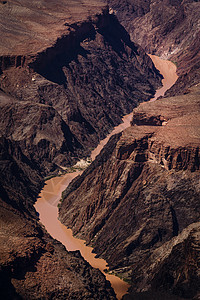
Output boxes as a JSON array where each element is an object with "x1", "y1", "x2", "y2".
[
  {"x1": 0, "y1": 3, "x2": 162, "y2": 174},
  {"x1": 60, "y1": 84, "x2": 200, "y2": 299},
  {"x1": 0, "y1": 124, "x2": 116, "y2": 299},
  {"x1": 1, "y1": 0, "x2": 199, "y2": 299},
  {"x1": 108, "y1": 0, "x2": 200, "y2": 94},
  {"x1": 0, "y1": 2, "x2": 162, "y2": 298}
]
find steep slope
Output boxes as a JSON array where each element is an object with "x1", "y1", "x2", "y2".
[
  {"x1": 59, "y1": 84, "x2": 200, "y2": 299},
  {"x1": 108, "y1": 0, "x2": 200, "y2": 93},
  {"x1": 0, "y1": 92, "x2": 83, "y2": 175},
  {"x1": 0, "y1": 137, "x2": 116, "y2": 299},
  {"x1": 0, "y1": 3, "x2": 162, "y2": 170},
  {"x1": 0, "y1": 0, "x2": 106, "y2": 56},
  {"x1": 0, "y1": 2, "x2": 163, "y2": 298}
]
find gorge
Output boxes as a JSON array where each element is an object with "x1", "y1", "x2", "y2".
[
  {"x1": 0, "y1": 0, "x2": 199, "y2": 299},
  {"x1": 35, "y1": 55, "x2": 178, "y2": 299}
]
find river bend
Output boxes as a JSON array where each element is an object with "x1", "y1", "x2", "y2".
[{"x1": 34, "y1": 55, "x2": 178, "y2": 299}]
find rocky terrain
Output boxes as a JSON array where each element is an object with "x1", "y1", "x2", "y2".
[
  {"x1": 108, "y1": 0, "x2": 200, "y2": 94},
  {"x1": 0, "y1": 158, "x2": 116, "y2": 299},
  {"x1": 0, "y1": 1, "x2": 164, "y2": 299},
  {"x1": 60, "y1": 84, "x2": 200, "y2": 299},
  {"x1": 0, "y1": 91, "x2": 83, "y2": 175},
  {"x1": 0, "y1": 0, "x2": 200, "y2": 299},
  {"x1": 0, "y1": 134, "x2": 117, "y2": 299},
  {"x1": 0, "y1": 1, "x2": 162, "y2": 174}
]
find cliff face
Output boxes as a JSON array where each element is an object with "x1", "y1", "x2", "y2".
[
  {"x1": 108, "y1": 0, "x2": 199, "y2": 59},
  {"x1": 108, "y1": 0, "x2": 200, "y2": 93},
  {"x1": 1, "y1": 1, "x2": 199, "y2": 299},
  {"x1": 0, "y1": 3, "x2": 160, "y2": 171},
  {"x1": 0, "y1": 0, "x2": 106, "y2": 56},
  {"x1": 60, "y1": 84, "x2": 200, "y2": 299},
  {"x1": 0, "y1": 5, "x2": 162, "y2": 173},
  {"x1": 0, "y1": 2, "x2": 163, "y2": 298},
  {"x1": 0, "y1": 92, "x2": 83, "y2": 175},
  {"x1": 0, "y1": 136, "x2": 116, "y2": 299}
]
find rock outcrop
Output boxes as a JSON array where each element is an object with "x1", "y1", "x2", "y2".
[
  {"x1": 108, "y1": 0, "x2": 200, "y2": 93},
  {"x1": 59, "y1": 84, "x2": 200, "y2": 299},
  {"x1": 1, "y1": 1, "x2": 199, "y2": 299},
  {"x1": 0, "y1": 2, "x2": 162, "y2": 174},
  {"x1": 0, "y1": 2, "x2": 163, "y2": 298},
  {"x1": 0, "y1": 92, "x2": 83, "y2": 175},
  {"x1": 0, "y1": 137, "x2": 116, "y2": 299}
]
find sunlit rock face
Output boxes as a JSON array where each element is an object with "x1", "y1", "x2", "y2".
[{"x1": 60, "y1": 84, "x2": 200, "y2": 299}]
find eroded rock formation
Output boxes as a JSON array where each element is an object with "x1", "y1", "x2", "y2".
[
  {"x1": 0, "y1": 2, "x2": 162, "y2": 174},
  {"x1": 0, "y1": 136, "x2": 116, "y2": 299},
  {"x1": 1, "y1": 0, "x2": 199, "y2": 299},
  {"x1": 0, "y1": 92, "x2": 83, "y2": 175},
  {"x1": 0, "y1": 2, "x2": 163, "y2": 298},
  {"x1": 108, "y1": 0, "x2": 200, "y2": 93},
  {"x1": 60, "y1": 84, "x2": 200, "y2": 299}
]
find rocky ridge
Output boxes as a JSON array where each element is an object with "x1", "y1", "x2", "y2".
[
  {"x1": 108, "y1": 0, "x2": 200, "y2": 94},
  {"x1": 0, "y1": 2, "x2": 162, "y2": 174},
  {"x1": 0, "y1": 92, "x2": 83, "y2": 175},
  {"x1": 0, "y1": 2, "x2": 163, "y2": 298},
  {"x1": 60, "y1": 84, "x2": 200, "y2": 299},
  {"x1": 0, "y1": 136, "x2": 116, "y2": 299},
  {"x1": 1, "y1": 1, "x2": 199, "y2": 299}
]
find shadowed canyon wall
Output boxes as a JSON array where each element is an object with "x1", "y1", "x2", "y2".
[
  {"x1": 107, "y1": 0, "x2": 200, "y2": 94},
  {"x1": 0, "y1": 2, "x2": 163, "y2": 299},
  {"x1": 60, "y1": 84, "x2": 200, "y2": 299},
  {"x1": 0, "y1": 5, "x2": 162, "y2": 175},
  {"x1": 0, "y1": 0, "x2": 199, "y2": 299}
]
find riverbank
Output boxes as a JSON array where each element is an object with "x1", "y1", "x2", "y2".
[{"x1": 34, "y1": 55, "x2": 178, "y2": 299}]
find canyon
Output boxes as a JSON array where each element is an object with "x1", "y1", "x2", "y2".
[
  {"x1": 0, "y1": 0, "x2": 200, "y2": 299},
  {"x1": 60, "y1": 85, "x2": 200, "y2": 299},
  {"x1": 35, "y1": 55, "x2": 178, "y2": 300},
  {"x1": 0, "y1": 1, "x2": 161, "y2": 299},
  {"x1": 0, "y1": 1, "x2": 161, "y2": 175},
  {"x1": 108, "y1": 0, "x2": 200, "y2": 95},
  {"x1": 59, "y1": 1, "x2": 200, "y2": 298}
]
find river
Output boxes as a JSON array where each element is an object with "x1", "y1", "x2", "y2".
[{"x1": 34, "y1": 55, "x2": 178, "y2": 299}]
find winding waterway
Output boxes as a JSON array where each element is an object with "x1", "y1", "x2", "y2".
[{"x1": 34, "y1": 55, "x2": 178, "y2": 299}]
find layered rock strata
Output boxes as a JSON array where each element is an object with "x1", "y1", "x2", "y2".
[
  {"x1": 0, "y1": 2, "x2": 162, "y2": 174},
  {"x1": 108, "y1": 0, "x2": 200, "y2": 94},
  {"x1": 0, "y1": 137, "x2": 116, "y2": 299},
  {"x1": 0, "y1": 2, "x2": 163, "y2": 298},
  {"x1": 60, "y1": 84, "x2": 200, "y2": 299}
]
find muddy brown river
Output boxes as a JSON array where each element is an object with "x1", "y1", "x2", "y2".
[{"x1": 34, "y1": 55, "x2": 178, "y2": 299}]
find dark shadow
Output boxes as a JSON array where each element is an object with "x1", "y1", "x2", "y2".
[
  {"x1": 35, "y1": 46, "x2": 91, "y2": 85},
  {"x1": 30, "y1": 23, "x2": 96, "y2": 85},
  {"x1": 97, "y1": 14, "x2": 138, "y2": 58},
  {"x1": 0, "y1": 273, "x2": 22, "y2": 300},
  {"x1": 170, "y1": 206, "x2": 179, "y2": 236}
]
